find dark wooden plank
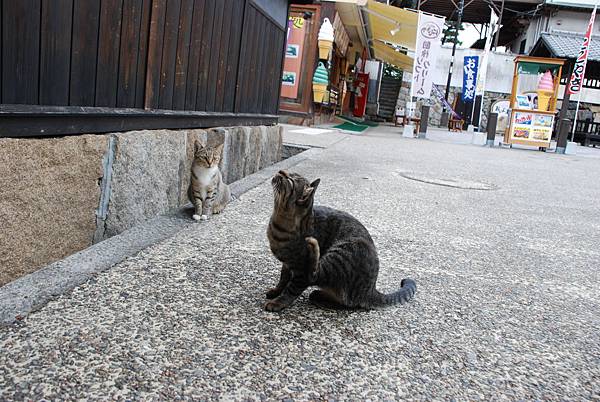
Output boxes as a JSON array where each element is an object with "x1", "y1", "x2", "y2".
[
  {"x1": 134, "y1": 0, "x2": 152, "y2": 108},
  {"x1": 95, "y1": 0, "x2": 124, "y2": 107},
  {"x1": 204, "y1": 0, "x2": 224, "y2": 111},
  {"x1": 223, "y1": 0, "x2": 245, "y2": 112},
  {"x1": 1, "y1": 1, "x2": 3, "y2": 100},
  {"x1": 255, "y1": 17, "x2": 270, "y2": 114},
  {"x1": 172, "y1": 0, "x2": 194, "y2": 110},
  {"x1": 70, "y1": 0, "x2": 101, "y2": 105},
  {"x1": 158, "y1": 0, "x2": 182, "y2": 109},
  {"x1": 271, "y1": 27, "x2": 286, "y2": 114},
  {"x1": 144, "y1": 0, "x2": 167, "y2": 109},
  {"x1": 214, "y1": 0, "x2": 234, "y2": 112},
  {"x1": 0, "y1": 105, "x2": 278, "y2": 137},
  {"x1": 184, "y1": 0, "x2": 206, "y2": 110},
  {"x1": 117, "y1": 0, "x2": 143, "y2": 108},
  {"x1": 247, "y1": 7, "x2": 265, "y2": 112},
  {"x1": 195, "y1": 0, "x2": 216, "y2": 110},
  {"x1": 234, "y1": 3, "x2": 257, "y2": 113},
  {"x1": 39, "y1": 0, "x2": 73, "y2": 105},
  {"x1": 261, "y1": 24, "x2": 276, "y2": 114},
  {"x1": 2, "y1": 0, "x2": 41, "y2": 104}
]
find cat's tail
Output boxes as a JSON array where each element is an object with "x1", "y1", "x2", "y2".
[{"x1": 372, "y1": 278, "x2": 417, "y2": 307}]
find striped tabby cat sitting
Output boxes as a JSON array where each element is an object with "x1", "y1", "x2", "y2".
[
  {"x1": 266, "y1": 170, "x2": 416, "y2": 312},
  {"x1": 188, "y1": 141, "x2": 231, "y2": 221}
]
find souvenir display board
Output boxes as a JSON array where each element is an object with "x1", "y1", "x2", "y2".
[{"x1": 504, "y1": 56, "x2": 565, "y2": 148}]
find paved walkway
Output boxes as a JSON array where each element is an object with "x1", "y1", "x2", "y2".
[{"x1": 1, "y1": 125, "x2": 600, "y2": 400}]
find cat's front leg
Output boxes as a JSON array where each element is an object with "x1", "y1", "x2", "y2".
[
  {"x1": 201, "y1": 188, "x2": 216, "y2": 220},
  {"x1": 192, "y1": 199, "x2": 203, "y2": 221},
  {"x1": 264, "y1": 272, "x2": 308, "y2": 312},
  {"x1": 266, "y1": 264, "x2": 291, "y2": 299}
]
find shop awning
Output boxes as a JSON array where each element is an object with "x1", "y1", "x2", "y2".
[
  {"x1": 364, "y1": 0, "x2": 418, "y2": 51},
  {"x1": 371, "y1": 41, "x2": 414, "y2": 71}
]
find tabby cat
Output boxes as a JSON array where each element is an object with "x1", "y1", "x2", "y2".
[
  {"x1": 265, "y1": 170, "x2": 416, "y2": 312},
  {"x1": 188, "y1": 141, "x2": 231, "y2": 221}
]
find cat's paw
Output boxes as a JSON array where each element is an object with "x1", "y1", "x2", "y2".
[
  {"x1": 200, "y1": 215, "x2": 208, "y2": 221},
  {"x1": 305, "y1": 237, "x2": 320, "y2": 255},
  {"x1": 192, "y1": 214, "x2": 202, "y2": 221},
  {"x1": 265, "y1": 287, "x2": 282, "y2": 299},
  {"x1": 264, "y1": 300, "x2": 286, "y2": 312}
]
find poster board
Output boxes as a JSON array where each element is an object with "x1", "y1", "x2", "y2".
[
  {"x1": 508, "y1": 109, "x2": 554, "y2": 147},
  {"x1": 281, "y1": 16, "x2": 307, "y2": 100}
]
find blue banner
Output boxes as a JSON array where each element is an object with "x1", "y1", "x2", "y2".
[{"x1": 462, "y1": 56, "x2": 479, "y2": 102}]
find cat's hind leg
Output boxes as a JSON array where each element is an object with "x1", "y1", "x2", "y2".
[{"x1": 309, "y1": 289, "x2": 349, "y2": 310}]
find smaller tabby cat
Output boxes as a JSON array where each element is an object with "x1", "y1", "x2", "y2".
[
  {"x1": 265, "y1": 170, "x2": 416, "y2": 312},
  {"x1": 188, "y1": 141, "x2": 231, "y2": 221}
]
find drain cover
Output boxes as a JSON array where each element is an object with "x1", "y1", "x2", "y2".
[{"x1": 397, "y1": 172, "x2": 497, "y2": 190}]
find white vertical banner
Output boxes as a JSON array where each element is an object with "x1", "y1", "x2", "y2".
[
  {"x1": 411, "y1": 12, "x2": 445, "y2": 99},
  {"x1": 476, "y1": 9, "x2": 496, "y2": 96}
]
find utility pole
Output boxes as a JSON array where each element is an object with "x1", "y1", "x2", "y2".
[
  {"x1": 493, "y1": 0, "x2": 505, "y2": 50},
  {"x1": 443, "y1": 0, "x2": 464, "y2": 102}
]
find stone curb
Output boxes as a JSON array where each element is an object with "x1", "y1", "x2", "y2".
[{"x1": 0, "y1": 147, "x2": 321, "y2": 326}]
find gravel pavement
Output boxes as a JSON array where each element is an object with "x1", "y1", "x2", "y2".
[{"x1": 1, "y1": 125, "x2": 600, "y2": 400}]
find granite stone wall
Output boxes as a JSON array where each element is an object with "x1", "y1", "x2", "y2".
[{"x1": 0, "y1": 125, "x2": 282, "y2": 286}]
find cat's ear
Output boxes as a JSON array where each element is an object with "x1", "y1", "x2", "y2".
[
  {"x1": 297, "y1": 179, "x2": 320, "y2": 206},
  {"x1": 215, "y1": 143, "x2": 224, "y2": 155},
  {"x1": 194, "y1": 140, "x2": 205, "y2": 153}
]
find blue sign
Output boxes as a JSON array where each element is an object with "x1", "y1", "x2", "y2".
[{"x1": 462, "y1": 56, "x2": 479, "y2": 102}]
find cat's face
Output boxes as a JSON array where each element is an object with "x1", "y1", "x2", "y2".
[
  {"x1": 271, "y1": 170, "x2": 320, "y2": 215},
  {"x1": 194, "y1": 141, "x2": 223, "y2": 168}
]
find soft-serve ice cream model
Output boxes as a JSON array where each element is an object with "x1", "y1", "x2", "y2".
[
  {"x1": 318, "y1": 18, "x2": 334, "y2": 60},
  {"x1": 312, "y1": 62, "x2": 329, "y2": 103},
  {"x1": 536, "y1": 70, "x2": 554, "y2": 111}
]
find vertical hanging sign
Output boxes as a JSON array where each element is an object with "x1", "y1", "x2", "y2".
[
  {"x1": 411, "y1": 13, "x2": 445, "y2": 99},
  {"x1": 462, "y1": 55, "x2": 479, "y2": 102},
  {"x1": 567, "y1": 5, "x2": 596, "y2": 95}
]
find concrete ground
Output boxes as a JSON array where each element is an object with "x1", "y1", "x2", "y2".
[{"x1": 1, "y1": 124, "x2": 600, "y2": 400}]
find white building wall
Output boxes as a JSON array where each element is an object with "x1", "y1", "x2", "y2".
[{"x1": 431, "y1": 45, "x2": 515, "y2": 94}]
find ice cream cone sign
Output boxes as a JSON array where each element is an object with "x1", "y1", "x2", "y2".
[
  {"x1": 318, "y1": 18, "x2": 334, "y2": 60},
  {"x1": 536, "y1": 70, "x2": 554, "y2": 111},
  {"x1": 313, "y1": 62, "x2": 329, "y2": 103}
]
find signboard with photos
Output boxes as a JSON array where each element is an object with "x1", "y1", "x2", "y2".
[{"x1": 504, "y1": 56, "x2": 565, "y2": 149}]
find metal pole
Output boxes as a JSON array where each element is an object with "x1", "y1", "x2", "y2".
[
  {"x1": 487, "y1": 112, "x2": 498, "y2": 146},
  {"x1": 570, "y1": 89, "x2": 582, "y2": 142},
  {"x1": 493, "y1": 0, "x2": 505, "y2": 51},
  {"x1": 444, "y1": 0, "x2": 464, "y2": 102}
]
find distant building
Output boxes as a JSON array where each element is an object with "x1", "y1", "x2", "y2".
[{"x1": 504, "y1": 0, "x2": 599, "y2": 55}]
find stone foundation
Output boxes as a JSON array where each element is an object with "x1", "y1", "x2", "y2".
[
  {"x1": 0, "y1": 125, "x2": 282, "y2": 286},
  {"x1": 396, "y1": 77, "x2": 509, "y2": 131}
]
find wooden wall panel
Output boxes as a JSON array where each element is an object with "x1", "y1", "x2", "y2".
[
  {"x1": 70, "y1": 0, "x2": 101, "y2": 105},
  {"x1": 195, "y1": 1, "x2": 216, "y2": 110},
  {"x1": 172, "y1": 0, "x2": 194, "y2": 110},
  {"x1": 184, "y1": 0, "x2": 206, "y2": 110},
  {"x1": 95, "y1": 0, "x2": 124, "y2": 107},
  {"x1": 117, "y1": 0, "x2": 144, "y2": 108},
  {"x1": 2, "y1": 0, "x2": 41, "y2": 104},
  {"x1": 39, "y1": 0, "x2": 73, "y2": 105},
  {"x1": 158, "y1": 0, "x2": 182, "y2": 109},
  {"x1": 1, "y1": 0, "x2": 287, "y2": 116},
  {"x1": 144, "y1": 0, "x2": 166, "y2": 109},
  {"x1": 134, "y1": 0, "x2": 152, "y2": 108}
]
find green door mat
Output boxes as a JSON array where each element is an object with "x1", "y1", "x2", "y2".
[
  {"x1": 333, "y1": 122, "x2": 369, "y2": 132},
  {"x1": 338, "y1": 115, "x2": 379, "y2": 127}
]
